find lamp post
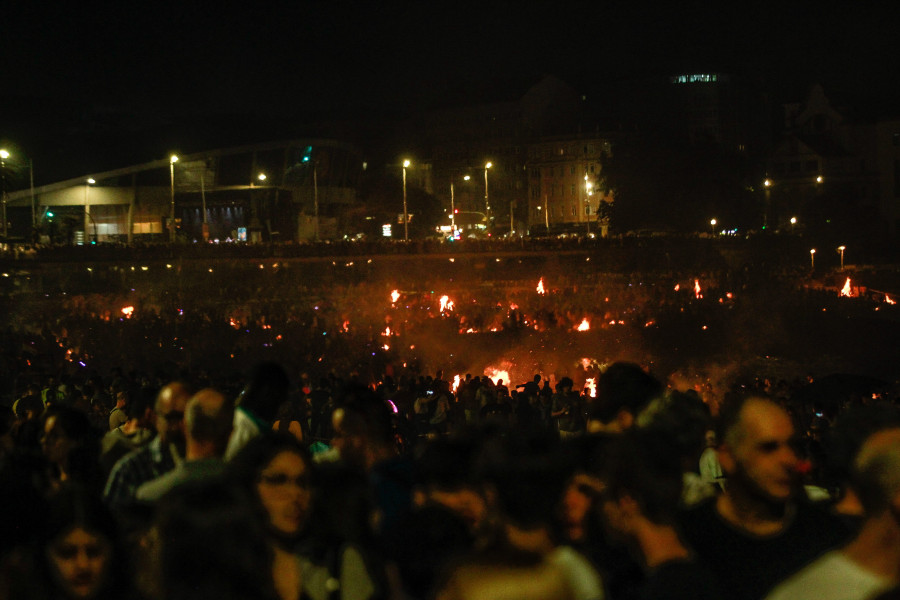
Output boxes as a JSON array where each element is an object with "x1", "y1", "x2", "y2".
[
  {"x1": 837, "y1": 245, "x2": 846, "y2": 270},
  {"x1": 710, "y1": 218, "x2": 717, "y2": 236},
  {"x1": 484, "y1": 161, "x2": 492, "y2": 225},
  {"x1": 402, "y1": 159, "x2": 410, "y2": 242},
  {"x1": 763, "y1": 178, "x2": 772, "y2": 230},
  {"x1": 169, "y1": 155, "x2": 178, "y2": 242},
  {"x1": 0, "y1": 149, "x2": 9, "y2": 240},
  {"x1": 313, "y1": 163, "x2": 319, "y2": 242},
  {"x1": 584, "y1": 174, "x2": 593, "y2": 236},
  {"x1": 84, "y1": 178, "x2": 95, "y2": 243},
  {"x1": 810, "y1": 248, "x2": 816, "y2": 270}
]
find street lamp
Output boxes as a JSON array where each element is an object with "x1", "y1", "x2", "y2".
[
  {"x1": 710, "y1": 218, "x2": 717, "y2": 236},
  {"x1": 585, "y1": 174, "x2": 593, "y2": 236},
  {"x1": 763, "y1": 178, "x2": 772, "y2": 230},
  {"x1": 810, "y1": 248, "x2": 816, "y2": 270},
  {"x1": 402, "y1": 159, "x2": 411, "y2": 242},
  {"x1": 169, "y1": 155, "x2": 178, "y2": 243},
  {"x1": 84, "y1": 178, "x2": 95, "y2": 243},
  {"x1": 0, "y1": 149, "x2": 8, "y2": 239},
  {"x1": 484, "y1": 161, "x2": 492, "y2": 224},
  {"x1": 257, "y1": 173, "x2": 267, "y2": 183},
  {"x1": 837, "y1": 245, "x2": 846, "y2": 270},
  {"x1": 790, "y1": 216, "x2": 797, "y2": 233}
]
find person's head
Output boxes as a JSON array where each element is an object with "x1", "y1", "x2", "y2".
[
  {"x1": 229, "y1": 434, "x2": 313, "y2": 541},
  {"x1": 480, "y1": 429, "x2": 570, "y2": 534},
  {"x1": 589, "y1": 362, "x2": 663, "y2": 433},
  {"x1": 305, "y1": 462, "x2": 378, "y2": 558},
  {"x1": 185, "y1": 388, "x2": 234, "y2": 458},
  {"x1": 850, "y1": 428, "x2": 900, "y2": 519},
  {"x1": 239, "y1": 361, "x2": 290, "y2": 423},
  {"x1": 152, "y1": 478, "x2": 280, "y2": 600},
  {"x1": 414, "y1": 436, "x2": 488, "y2": 533},
  {"x1": 38, "y1": 486, "x2": 124, "y2": 599},
  {"x1": 717, "y1": 396, "x2": 799, "y2": 504},
  {"x1": 822, "y1": 402, "x2": 900, "y2": 498},
  {"x1": 330, "y1": 384, "x2": 395, "y2": 470},
  {"x1": 637, "y1": 390, "x2": 711, "y2": 467},
  {"x1": 41, "y1": 406, "x2": 94, "y2": 469},
  {"x1": 599, "y1": 430, "x2": 684, "y2": 541},
  {"x1": 155, "y1": 382, "x2": 191, "y2": 450},
  {"x1": 125, "y1": 386, "x2": 157, "y2": 426}
]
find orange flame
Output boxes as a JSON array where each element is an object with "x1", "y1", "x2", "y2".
[
  {"x1": 452, "y1": 375, "x2": 461, "y2": 393},
  {"x1": 484, "y1": 367, "x2": 510, "y2": 385},
  {"x1": 382, "y1": 326, "x2": 391, "y2": 337},
  {"x1": 576, "y1": 318, "x2": 590, "y2": 331},
  {"x1": 439, "y1": 295, "x2": 454, "y2": 312},
  {"x1": 536, "y1": 278, "x2": 546, "y2": 295},
  {"x1": 840, "y1": 277, "x2": 852, "y2": 297},
  {"x1": 585, "y1": 378, "x2": 597, "y2": 398},
  {"x1": 342, "y1": 320, "x2": 350, "y2": 332},
  {"x1": 229, "y1": 317, "x2": 240, "y2": 329},
  {"x1": 694, "y1": 279, "x2": 702, "y2": 299},
  {"x1": 674, "y1": 283, "x2": 680, "y2": 292},
  {"x1": 390, "y1": 289, "x2": 400, "y2": 304},
  {"x1": 121, "y1": 306, "x2": 134, "y2": 318},
  {"x1": 886, "y1": 294, "x2": 896, "y2": 305}
]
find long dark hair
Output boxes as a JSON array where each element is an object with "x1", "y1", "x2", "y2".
[
  {"x1": 35, "y1": 484, "x2": 131, "y2": 600},
  {"x1": 154, "y1": 477, "x2": 280, "y2": 600}
]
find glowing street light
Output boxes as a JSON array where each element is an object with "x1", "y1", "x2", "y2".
[
  {"x1": 484, "y1": 161, "x2": 492, "y2": 224},
  {"x1": 810, "y1": 248, "x2": 816, "y2": 269},
  {"x1": 710, "y1": 218, "x2": 717, "y2": 236},
  {"x1": 257, "y1": 173, "x2": 267, "y2": 182},
  {"x1": 585, "y1": 174, "x2": 594, "y2": 235},
  {"x1": 169, "y1": 155, "x2": 178, "y2": 243},
  {"x1": 0, "y1": 149, "x2": 8, "y2": 239},
  {"x1": 790, "y1": 216, "x2": 797, "y2": 233},
  {"x1": 837, "y1": 245, "x2": 846, "y2": 270},
  {"x1": 84, "y1": 178, "x2": 96, "y2": 243},
  {"x1": 402, "y1": 159, "x2": 411, "y2": 241},
  {"x1": 816, "y1": 175, "x2": 824, "y2": 184}
]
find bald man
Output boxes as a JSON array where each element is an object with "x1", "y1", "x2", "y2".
[
  {"x1": 680, "y1": 396, "x2": 849, "y2": 600},
  {"x1": 137, "y1": 388, "x2": 234, "y2": 503},
  {"x1": 766, "y1": 427, "x2": 900, "y2": 600}
]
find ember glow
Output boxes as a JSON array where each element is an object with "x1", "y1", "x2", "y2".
[
  {"x1": 585, "y1": 377, "x2": 597, "y2": 398},
  {"x1": 390, "y1": 289, "x2": 400, "y2": 304},
  {"x1": 121, "y1": 306, "x2": 134, "y2": 317},
  {"x1": 886, "y1": 295, "x2": 896, "y2": 305},
  {"x1": 382, "y1": 327, "x2": 391, "y2": 337},
  {"x1": 694, "y1": 279, "x2": 702, "y2": 299},
  {"x1": 840, "y1": 277, "x2": 852, "y2": 297},
  {"x1": 576, "y1": 318, "x2": 590, "y2": 331},
  {"x1": 536, "y1": 278, "x2": 546, "y2": 295}
]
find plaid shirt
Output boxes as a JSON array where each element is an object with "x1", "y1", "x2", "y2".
[{"x1": 103, "y1": 436, "x2": 176, "y2": 512}]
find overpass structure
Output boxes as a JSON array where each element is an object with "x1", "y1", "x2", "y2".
[{"x1": 5, "y1": 139, "x2": 363, "y2": 244}]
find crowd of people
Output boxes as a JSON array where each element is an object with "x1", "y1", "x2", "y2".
[{"x1": 2, "y1": 356, "x2": 900, "y2": 600}]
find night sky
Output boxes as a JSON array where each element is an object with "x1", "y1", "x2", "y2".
[{"x1": 3, "y1": 1, "x2": 899, "y2": 182}]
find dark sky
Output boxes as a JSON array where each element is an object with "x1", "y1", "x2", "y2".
[{"x1": 2, "y1": 1, "x2": 899, "y2": 180}]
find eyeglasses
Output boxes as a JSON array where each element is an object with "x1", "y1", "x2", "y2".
[{"x1": 258, "y1": 473, "x2": 310, "y2": 490}]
